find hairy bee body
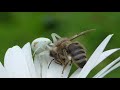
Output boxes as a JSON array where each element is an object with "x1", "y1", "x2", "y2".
[
  {"x1": 49, "y1": 29, "x2": 95, "y2": 73},
  {"x1": 50, "y1": 38, "x2": 87, "y2": 68}
]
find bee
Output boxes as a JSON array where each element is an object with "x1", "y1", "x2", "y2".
[{"x1": 49, "y1": 29, "x2": 95, "y2": 74}]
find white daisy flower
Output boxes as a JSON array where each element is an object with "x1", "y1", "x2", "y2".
[{"x1": 0, "y1": 34, "x2": 120, "y2": 78}]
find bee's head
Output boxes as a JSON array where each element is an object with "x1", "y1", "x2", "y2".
[{"x1": 31, "y1": 37, "x2": 54, "y2": 54}]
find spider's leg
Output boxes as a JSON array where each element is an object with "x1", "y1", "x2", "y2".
[
  {"x1": 51, "y1": 33, "x2": 61, "y2": 43},
  {"x1": 33, "y1": 47, "x2": 44, "y2": 58},
  {"x1": 46, "y1": 45, "x2": 52, "y2": 50}
]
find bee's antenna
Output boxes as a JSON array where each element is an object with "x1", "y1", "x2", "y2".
[{"x1": 70, "y1": 29, "x2": 96, "y2": 41}]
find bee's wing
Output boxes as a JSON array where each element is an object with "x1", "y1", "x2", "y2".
[{"x1": 51, "y1": 33, "x2": 61, "y2": 43}]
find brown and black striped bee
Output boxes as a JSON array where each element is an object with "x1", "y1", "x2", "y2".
[{"x1": 49, "y1": 29, "x2": 95, "y2": 74}]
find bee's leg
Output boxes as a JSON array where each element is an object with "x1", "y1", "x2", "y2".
[
  {"x1": 61, "y1": 49, "x2": 72, "y2": 74},
  {"x1": 62, "y1": 65, "x2": 67, "y2": 74},
  {"x1": 63, "y1": 49, "x2": 69, "y2": 59},
  {"x1": 69, "y1": 60, "x2": 73, "y2": 66},
  {"x1": 63, "y1": 49, "x2": 72, "y2": 63},
  {"x1": 62, "y1": 61, "x2": 70, "y2": 74},
  {"x1": 55, "y1": 52, "x2": 70, "y2": 74},
  {"x1": 48, "y1": 58, "x2": 63, "y2": 69},
  {"x1": 51, "y1": 33, "x2": 61, "y2": 43},
  {"x1": 54, "y1": 60, "x2": 63, "y2": 65},
  {"x1": 48, "y1": 59, "x2": 55, "y2": 69},
  {"x1": 58, "y1": 54, "x2": 66, "y2": 62}
]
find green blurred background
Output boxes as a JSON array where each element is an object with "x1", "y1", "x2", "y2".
[{"x1": 0, "y1": 12, "x2": 120, "y2": 78}]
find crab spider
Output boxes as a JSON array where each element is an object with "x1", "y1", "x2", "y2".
[{"x1": 31, "y1": 33, "x2": 61, "y2": 56}]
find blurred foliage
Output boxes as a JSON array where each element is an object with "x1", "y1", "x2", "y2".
[{"x1": 0, "y1": 12, "x2": 120, "y2": 78}]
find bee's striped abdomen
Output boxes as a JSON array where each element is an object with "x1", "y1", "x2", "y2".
[{"x1": 67, "y1": 43, "x2": 87, "y2": 68}]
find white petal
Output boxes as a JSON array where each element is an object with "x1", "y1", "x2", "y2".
[
  {"x1": 94, "y1": 48, "x2": 120, "y2": 67},
  {"x1": 77, "y1": 34, "x2": 113, "y2": 78},
  {"x1": 93, "y1": 57, "x2": 120, "y2": 78},
  {"x1": 34, "y1": 55, "x2": 42, "y2": 78},
  {"x1": 98, "y1": 61, "x2": 120, "y2": 78},
  {"x1": 0, "y1": 62, "x2": 9, "y2": 78},
  {"x1": 4, "y1": 46, "x2": 31, "y2": 78},
  {"x1": 47, "y1": 60, "x2": 72, "y2": 78},
  {"x1": 69, "y1": 68, "x2": 82, "y2": 78},
  {"x1": 22, "y1": 43, "x2": 37, "y2": 78},
  {"x1": 40, "y1": 53, "x2": 48, "y2": 78},
  {"x1": 34, "y1": 51, "x2": 49, "y2": 78}
]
